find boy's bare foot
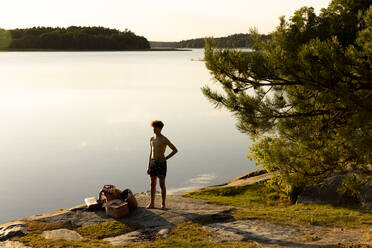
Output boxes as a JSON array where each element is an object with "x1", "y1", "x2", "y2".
[
  {"x1": 146, "y1": 203, "x2": 155, "y2": 209},
  {"x1": 161, "y1": 203, "x2": 166, "y2": 209}
]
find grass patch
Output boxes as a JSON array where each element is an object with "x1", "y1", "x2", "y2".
[
  {"x1": 185, "y1": 183, "x2": 290, "y2": 207},
  {"x1": 14, "y1": 234, "x2": 114, "y2": 248},
  {"x1": 301, "y1": 234, "x2": 321, "y2": 242},
  {"x1": 183, "y1": 183, "x2": 372, "y2": 228},
  {"x1": 76, "y1": 221, "x2": 137, "y2": 239},
  {"x1": 152, "y1": 222, "x2": 210, "y2": 247}
]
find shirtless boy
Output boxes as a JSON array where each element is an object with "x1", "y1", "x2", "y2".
[{"x1": 147, "y1": 120, "x2": 178, "y2": 209}]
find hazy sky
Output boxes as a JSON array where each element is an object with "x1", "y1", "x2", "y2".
[{"x1": 1, "y1": 0, "x2": 331, "y2": 41}]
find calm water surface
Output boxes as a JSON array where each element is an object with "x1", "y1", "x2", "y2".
[{"x1": 0, "y1": 49, "x2": 255, "y2": 224}]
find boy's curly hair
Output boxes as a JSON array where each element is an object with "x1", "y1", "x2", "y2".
[{"x1": 151, "y1": 120, "x2": 164, "y2": 128}]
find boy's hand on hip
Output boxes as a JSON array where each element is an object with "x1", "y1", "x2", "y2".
[{"x1": 158, "y1": 157, "x2": 166, "y2": 162}]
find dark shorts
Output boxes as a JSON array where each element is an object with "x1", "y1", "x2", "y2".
[{"x1": 149, "y1": 159, "x2": 167, "y2": 178}]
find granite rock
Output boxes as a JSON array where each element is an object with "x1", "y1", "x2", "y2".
[
  {"x1": 41, "y1": 229, "x2": 83, "y2": 241},
  {"x1": 296, "y1": 174, "x2": 345, "y2": 204},
  {"x1": 0, "y1": 222, "x2": 27, "y2": 241},
  {"x1": 0, "y1": 241, "x2": 30, "y2": 248}
]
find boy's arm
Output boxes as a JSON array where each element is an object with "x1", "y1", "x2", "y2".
[
  {"x1": 165, "y1": 138, "x2": 178, "y2": 161},
  {"x1": 147, "y1": 138, "x2": 153, "y2": 174}
]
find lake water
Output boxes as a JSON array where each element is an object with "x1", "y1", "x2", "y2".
[{"x1": 0, "y1": 49, "x2": 255, "y2": 224}]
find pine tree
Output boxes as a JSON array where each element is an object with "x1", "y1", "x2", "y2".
[{"x1": 202, "y1": 0, "x2": 372, "y2": 198}]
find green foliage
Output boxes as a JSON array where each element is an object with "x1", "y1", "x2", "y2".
[
  {"x1": 0, "y1": 29, "x2": 11, "y2": 49},
  {"x1": 338, "y1": 173, "x2": 369, "y2": 201},
  {"x1": 177, "y1": 33, "x2": 271, "y2": 48},
  {"x1": 185, "y1": 183, "x2": 372, "y2": 228},
  {"x1": 0, "y1": 26, "x2": 150, "y2": 50},
  {"x1": 202, "y1": 0, "x2": 372, "y2": 196}
]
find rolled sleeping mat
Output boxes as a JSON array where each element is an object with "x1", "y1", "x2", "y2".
[{"x1": 124, "y1": 189, "x2": 137, "y2": 210}]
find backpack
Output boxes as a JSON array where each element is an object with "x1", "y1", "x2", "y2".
[{"x1": 99, "y1": 184, "x2": 122, "y2": 202}]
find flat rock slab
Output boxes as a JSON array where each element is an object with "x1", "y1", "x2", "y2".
[
  {"x1": 34, "y1": 208, "x2": 115, "y2": 227},
  {"x1": 34, "y1": 195, "x2": 235, "y2": 228},
  {"x1": 41, "y1": 229, "x2": 83, "y2": 241},
  {"x1": 206, "y1": 220, "x2": 306, "y2": 245},
  {"x1": 103, "y1": 226, "x2": 173, "y2": 245},
  {"x1": 103, "y1": 230, "x2": 145, "y2": 245},
  {"x1": 103, "y1": 226, "x2": 173, "y2": 246},
  {"x1": 205, "y1": 220, "x2": 366, "y2": 247},
  {"x1": 0, "y1": 241, "x2": 30, "y2": 248},
  {"x1": 125, "y1": 195, "x2": 235, "y2": 227},
  {"x1": 226, "y1": 173, "x2": 272, "y2": 187}
]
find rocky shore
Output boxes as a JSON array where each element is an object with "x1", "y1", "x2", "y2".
[{"x1": 1, "y1": 170, "x2": 371, "y2": 248}]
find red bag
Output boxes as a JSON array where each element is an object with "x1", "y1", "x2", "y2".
[{"x1": 99, "y1": 185, "x2": 120, "y2": 202}]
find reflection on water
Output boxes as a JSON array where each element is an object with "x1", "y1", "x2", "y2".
[{"x1": 0, "y1": 50, "x2": 255, "y2": 224}]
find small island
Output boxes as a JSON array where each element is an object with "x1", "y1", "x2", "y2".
[{"x1": 0, "y1": 26, "x2": 154, "y2": 51}]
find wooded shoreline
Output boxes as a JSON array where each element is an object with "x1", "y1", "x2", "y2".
[{"x1": 0, "y1": 48, "x2": 191, "y2": 52}]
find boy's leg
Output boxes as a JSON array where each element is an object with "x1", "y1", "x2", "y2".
[
  {"x1": 147, "y1": 176, "x2": 157, "y2": 209},
  {"x1": 159, "y1": 177, "x2": 166, "y2": 208}
]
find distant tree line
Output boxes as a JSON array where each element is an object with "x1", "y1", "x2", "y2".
[
  {"x1": 149, "y1": 41, "x2": 178, "y2": 48},
  {"x1": 176, "y1": 33, "x2": 272, "y2": 48},
  {"x1": 0, "y1": 26, "x2": 150, "y2": 50}
]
